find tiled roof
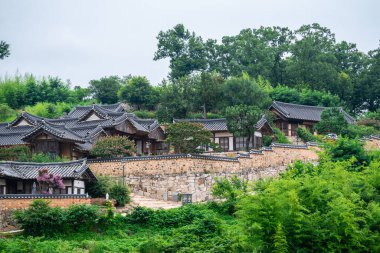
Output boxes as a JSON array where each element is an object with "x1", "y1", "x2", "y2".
[
  {"x1": 22, "y1": 121, "x2": 85, "y2": 143},
  {"x1": 174, "y1": 117, "x2": 270, "y2": 132},
  {"x1": 173, "y1": 118, "x2": 228, "y2": 131},
  {"x1": 67, "y1": 103, "x2": 123, "y2": 118},
  {"x1": 0, "y1": 133, "x2": 27, "y2": 146},
  {"x1": 0, "y1": 103, "x2": 159, "y2": 148},
  {"x1": 0, "y1": 159, "x2": 96, "y2": 180},
  {"x1": 270, "y1": 101, "x2": 356, "y2": 124}
]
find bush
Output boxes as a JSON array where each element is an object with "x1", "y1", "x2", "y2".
[
  {"x1": 30, "y1": 152, "x2": 65, "y2": 163},
  {"x1": 324, "y1": 137, "x2": 370, "y2": 167},
  {"x1": 212, "y1": 176, "x2": 247, "y2": 214},
  {"x1": 273, "y1": 128, "x2": 291, "y2": 144},
  {"x1": 87, "y1": 176, "x2": 113, "y2": 198},
  {"x1": 134, "y1": 110, "x2": 156, "y2": 119},
  {"x1": 14, "y1": 201, "x2": 102, "y2": 236},
  {"x1": 109, "y1": 184, "x2": 130, "y2": 207},
  {"x1": 262, "y1": 135, "x2": 273, "y2": 147},
  {"x1": 0, "y1": 145, "x2": 30, "y2": 161},
  {"x1": 296, "y1": 127, "x2": 317, "y2": 142},
  {"x1": 128, "y1": 206, "x2": 155, "y2": 225},
  {"x1": 91, "y1": 136, "x2": 136, "y2": 158},
  {"x1": 65, "y1": 204, "x2": 100, "y2": 232},
  {"x1": 13, "y1": 200, "x2": 66, "y2": 236}
]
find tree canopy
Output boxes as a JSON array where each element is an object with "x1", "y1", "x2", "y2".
[{"x1": 165, "y1": 122, "x2": 213, "y2": 153}]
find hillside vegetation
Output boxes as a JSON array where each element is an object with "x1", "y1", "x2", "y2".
[{"x1": 1, "y1": 138, "x2": 379, "y2": 252}]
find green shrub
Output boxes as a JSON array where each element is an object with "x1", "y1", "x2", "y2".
[
  {"x1": 128, "y1": 206, "x2": 155, "y2": 225},
  {"x1": 91, "y1": 136, "x2": 136, "y2": 158},
  {"x1": 87, "y1": 176, "x2": 113, "y2": 198},
  {"x1": 134, "y1": 110, "x2": 156, "y2": 119},
  {"x1": 0, "y1": 145, "x2": 30, "y2": 161},
  {"x1": 324, "y1": 137, "x2": 369, "y2": 167},
  {"x1": 296, "y1": 127, "x2": 317, "y2": 142},
  {"x1": 109, "y1": 184, "x2": 130, "y2": 207},
  {"x1": 30, "y1": 152, "x2": 65, "y2": 163},
  {"x1": 65, "y1": 205, "x2": 100, "y2": 232},
  {"x1": 212, "y1": 176, "x2": 247, "y2": 214},
  {"x1": 273, "y1": 128, "x2": 290, "y2": 144},
  {"x1": 13, "y1": 200, "x2": 66, "y2": 236},
  {"x1": 262, "y1": 135, "x2": 273, "y2": 147}
]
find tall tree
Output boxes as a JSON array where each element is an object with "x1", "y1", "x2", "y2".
[
  {"x1": 225, "y1": 105, "x2": 262, "y2": 151},
  {"x1": 89, "y1": 76, "x2": 122, "y2": 104},
  {"x1": 284, "y1": 23, "x2": 338, "y2": 91},
  {"x1": 154, "y1": 24, "x2": 207, "y2": 80},
  {"x1": 118, "y1": 76, "x2": 159, "y2": 110},
  {"x1": 194, "y1": 72, "x2": 224, "y2": 118},
  {"x1": 221, "y1": 74, "x2": 271, "y2": 109},
  {"x1": 314, "y1": 108, "x2": 348, "y2": 135},
  {"x1": 0, "y1": 41, "x2": 10, "y2": 59}
]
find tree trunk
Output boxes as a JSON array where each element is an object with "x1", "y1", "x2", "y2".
[
  {"x1": 203, "y1": 103, "x2": 207, "y2": 119},
  {"x1": 245, "y1": 134, "x2": 251, "y2": 152}
]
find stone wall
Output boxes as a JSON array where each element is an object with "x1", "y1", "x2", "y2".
[
  {"x1": 364, "y1": 136, "x2": 380, "y2": 150},
  {"x1": 88, "y1": 145, "x2": 320, "y2": 202},
  {"x1": 0, "y1": 197, "x2": 91, "y2": 211}
]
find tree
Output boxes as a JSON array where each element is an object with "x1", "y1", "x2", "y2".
[
  {"x1": 91, "y1": 136, "x2": 136, "y2": 158},
  {"x1": 89, "y1": 76, "x2": 122, "y2": 104},
  {"x1": 225, "y1": 105, "x2": 262, "y2": 151},
  {"x1": 154, "y1": 24, "x2": 207, "y2": 80},
  {"x1": 0, "y1": 41, "x2": 10, "y2": 59},
  {"x1": 221, "y1": 75, "x2": 271, "y2": 109},
  {"x1": 36, "y1": 169, "x2": 65, "y2": 194},
  {"x1": 314, "y1": 108, "x2": 348, "y2": 135},
  {"x1": 0, "y1": 103, "x2": 17, "y2": 122},
  {"x1": 110, "y1": 184, "x2": 130, "y2": 207},
  {"x1": 194, "y1": 72, "x2": 224, "y2": 118},
  {"x1": 270, "y1": 85, "x2": 341, "y2": 107},
  {"x1": 165, "y1": 122, "x2": 213, "y2": 153},
  {"x1": 118, "y1": 76, "x2": 159, "y2": 110}
]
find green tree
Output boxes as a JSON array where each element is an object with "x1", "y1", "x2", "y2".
[
  {"x1": 0, "y1": 103, "x2": 17, "y2": 122},
  {"x1": 272, "y1": 223, "x2": 288, "y2": 253},
  {"x1": 0, "y1": 40, "x2": 10, "y2": 59},
  {"x1": 89, "y1": 76, "x2": 122, "y2": 104},
  {"x1": 225, "y1": 105, "x2": 262, "y2": 151},
  {"x1": 91, "y1": 136, "x2": 136, "y2": 158},
  {"x1": 118, "y1": 76, "x2": 159, "y2": 110},
  {"x1": 221, "y1": 75, "x2": 271, "y2": 109},
  {"x1": 165, "y1": 122, "x2": 213, "y2": 153},
  {"x1": 314, "y1": 108, "x2": 349, "y2": 135},
  {"x1": 194, "y1": 72, "x2": 224, "y2": 118},
  {"x1": 154, "y1": 24, "x2": 207, "y2": 80}
]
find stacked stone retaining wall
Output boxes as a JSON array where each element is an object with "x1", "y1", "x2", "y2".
[{"x1": 88, "y1": 145, "x2": 320, "y2": 202}]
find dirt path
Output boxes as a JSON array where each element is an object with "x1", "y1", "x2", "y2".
[{"x1": 130, "y1": 194, "x2": 182, "y2": 210}]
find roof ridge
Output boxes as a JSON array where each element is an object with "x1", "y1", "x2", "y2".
[
  {"x1": 0, "y1": 159, "x2": 86, "y2": 166},
  {"x1": 274, "y1": 100, "x2": 328, "y2": 109}
]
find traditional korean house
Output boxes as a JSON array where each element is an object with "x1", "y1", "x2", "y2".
[
  {"x1": 0, "y1": 103, "x2": 167, "y2": 159},
  {"x1": 173, "y1": 117, "x2": 273, "y2": 151},
  {"x1": 0, "y1": 159, "x2": 96, "y2": 195},
  {"x1": 269, "y1": 101, "x2": 356, "y2": 136}
]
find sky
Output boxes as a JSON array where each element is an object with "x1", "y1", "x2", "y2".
[{"x1": 0, "y1": 0, "x2": 379, "y2": 87}]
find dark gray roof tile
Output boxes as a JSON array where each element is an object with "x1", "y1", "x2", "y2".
[{"x1": 271, "y1": 101, "x2": 356, "y2": 124}]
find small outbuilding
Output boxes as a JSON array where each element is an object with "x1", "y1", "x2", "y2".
[{"x1": 0, "y1": 159, "x2": 96, "y2": 195}]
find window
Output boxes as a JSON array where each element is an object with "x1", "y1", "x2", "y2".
[
  {"x1": 235, "y1": 137, "x2": 246, "y2": 151},
  {"x1": 219, "y1": 137, "x2": 229, "y2": 151}
]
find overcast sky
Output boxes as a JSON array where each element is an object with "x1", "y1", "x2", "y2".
[{"x1": 0, "y1": 0, "x2": 379, "y2": 87}]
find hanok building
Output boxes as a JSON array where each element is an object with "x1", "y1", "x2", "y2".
[
  {"x1": 269, "y1": 101, "x2": 356, "y2": 137},
  {"x1": 0, "y1": 159, "x2": 96, "y2": 195},
  {"x1": 0, "y1": 103, "x2": 167, "y2": 159},
  {"x1": 173, "y1": 117, "x2": 273, "y2": 151}
]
